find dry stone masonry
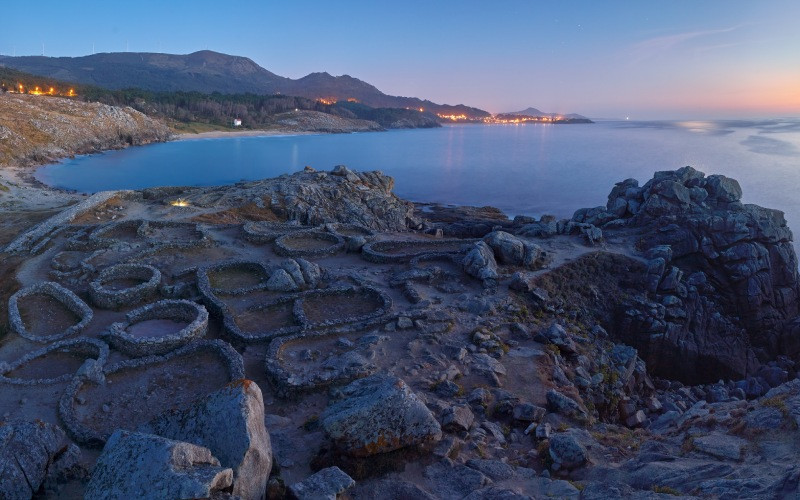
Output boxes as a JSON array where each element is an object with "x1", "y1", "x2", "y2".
[
  {"x1": 8, "y1": 281, "x2": 94, "y2": 342},
  {"x1": 101, "y1": 299, "x2": 209, "y2": 357},
  {"x1": 2, "y1": 165, "x2": 800, "y2": 498},
  {"x1": 89, "y1": 263, "x2": 162, "y2": 309}
]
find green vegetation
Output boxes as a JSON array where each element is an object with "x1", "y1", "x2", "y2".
[
  {"x1": 1, "y1": 66, "x2": 441, "y2": 130},
  {"x1": 761, "y1": 395, "x2": 789, "y2": 414},
  {"x1": 652, "y1": 485, "x2": 682, "y2": 495},
  {"x1": 301, "y1": 414, "x2": 320, "y2": 431}
]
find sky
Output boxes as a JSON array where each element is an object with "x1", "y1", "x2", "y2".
[{"x1": 2, "y1": 0, "x2": 799, "y2": 119}]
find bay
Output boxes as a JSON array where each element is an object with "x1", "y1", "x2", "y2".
[{"x1": 35, "y1": 120, "x2": 800, "y2": 238}]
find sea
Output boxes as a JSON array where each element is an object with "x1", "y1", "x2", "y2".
[{"x1": 35, "y1": 120, "x2": 800, "y2": 242}]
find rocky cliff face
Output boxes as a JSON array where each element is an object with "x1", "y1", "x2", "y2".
[
  {"x1": 0, "y1": 93, "x2": 171, "y2": 167},
  {"x1": 575, "y1": 167, "x2": 799, "y2": 383}
]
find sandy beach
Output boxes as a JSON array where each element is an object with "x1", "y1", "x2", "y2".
[{"x1": 175, "y1": 129, "x2": 316, "y2": 140}]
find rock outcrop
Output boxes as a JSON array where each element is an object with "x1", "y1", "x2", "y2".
[
  {"x1": 321, "y1": 374, "x2": 442, "y2": 456},
  {"x1": 582, "y1": 167, "x2": 799, "y2": 383},
  {"x1": 172, "y1": 165, "x2": 420, "y2": 231},
  {"x1": 85, "y1": 430, "x2": 233, "y2": 499},
  {"x1": 0, "y1": 420, "x2": 73, "y2": 500},
  {"x1": 0, "y1": 93, "x2": 171, "y2": 167},
  {"x1": 463, "y1": 241, "x2": 499, "y2": 284},
  {"x1": 483, "y1": 231, "x2": 550, "y2": 270},
  {"x1": 139, "y1": 380, "x2": 272, "y2": 500}
]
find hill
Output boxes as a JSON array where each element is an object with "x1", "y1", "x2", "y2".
[
  {"x1": 0, "y1": 92, "x2": 170, "y2": 167},
  {"x1": 505, "y1": 107, "x2": 589, "y2": 120},
  {"x1": 0, "y1": 66, "x2": 439, "y2": 131},
  {"x1": 0, "y1": 50, "x2": 490, "y2": 119}
]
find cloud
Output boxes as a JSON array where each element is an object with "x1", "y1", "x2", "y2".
[{"x1": 629, "y1": 26, "x2": 743, "y2": 63}]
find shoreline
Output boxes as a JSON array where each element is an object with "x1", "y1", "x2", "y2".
[{"x1": 174, "y1": 128, "x2": 317, "y2": 141}]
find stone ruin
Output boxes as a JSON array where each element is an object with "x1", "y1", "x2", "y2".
[{"x1": 3, "y1": 165, "x2": 800, "y2": 498}]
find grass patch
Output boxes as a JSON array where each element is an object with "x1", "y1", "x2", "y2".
[
  {"x1": 761, "y1": 395, "x2": 789, "y2": 415},
  {"x1": 652, "y1": 485, "x2": 681, "y2": 495},
  {"x1": 301, "y1": 414, "x2": 320, "y2": 431},
  {"x1": 681, "y1": 436, "x2": 695, "y2": 454}
]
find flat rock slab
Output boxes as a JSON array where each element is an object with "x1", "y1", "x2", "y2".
[
  {"x1": 352, "y1": 478, "x2": 436, "y2": 499},
  {"x1": 472, "y1": 353, "x2": 507, "y2": 376},
  {"x1": 85, "y1": 430, "x2": 232, "y2": 499},
  {"x1": 140, "y1": 379, "x2": 272, "y2": 500},
  {"x1": 693, "y1": 432, "x2": 748, "y2": 461},
  {"x1": 289, "y1": 466, "x2": 355, "y2": 500},
  {"x1": 424, "y1": 459, "x2": 492, "y2": 500},
  {"x1": 0, "y1": 420, "x2": 70, "y2": 500},
  {"x1": 321, "y1": 374, "x2": 442, "y2": 456}
]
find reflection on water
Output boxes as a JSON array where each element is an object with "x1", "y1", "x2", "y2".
[
  {"x1": 675, "y1": 121, "x2": 732, "y2": 135},
  {"x1": 741, "y1": 135, "x2": 800, "y2": 156},
  {"x1": 35, "y1": 119, "x2": 800, "y2": 252}
]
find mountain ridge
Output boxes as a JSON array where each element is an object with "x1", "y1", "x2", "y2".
[{"x1": 0, "y1": 50, "x2": 490, "y2": 118}]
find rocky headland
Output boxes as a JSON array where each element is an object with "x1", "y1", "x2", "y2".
[
  {"x1": 0, "y1": 93, "x2": 172, "y2": 168},
  {"x1": 1, "y1": 164, "x2": 800, "y2": 499}
]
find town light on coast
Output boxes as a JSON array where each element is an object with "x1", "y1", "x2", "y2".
[{"x1": 5, "y1": 82, "x2": 78, "y2": 97}]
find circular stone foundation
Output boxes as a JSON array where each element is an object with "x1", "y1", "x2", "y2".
[
  {"x1": 242, "y1": 221, "x2": 309, "y2": 243},
  {"x1": 361, "y1": 238, "x2": 475, "y2": 263},
  {"x1": 0, "y1": 338, "x2": 109, "y2": 385},
  {"x1": 139, "y1": 220, "x2": 210, "y2": 249},
  {"x1": 198, "y1": 260, "x2": 271, "y2": 296},
  {"x1": 51, "y1": 250, "x2": 87, "y2": 273},
  {"x1": 8, "y1": 282, "x2": 93, "y2": 343},
  {"x1": 324, "y1": 223, "x2": 376, "y2": 238},
  {"x1": 102, "y1": 299, "x2": 209, "y2": 357},
  {"x1": 88, "y1": 219, "x2": 146, "y2": 247},
  {"x1": 89, "y1": 263, "x2": 162, "y2": 309},
  {"x1": 274, "y1": 230, "x2": 344, "y2": 257},
  {"x1": 58, "y1": 339, "x2": 244, "y2": 447},
  {"x1": 296, "y1": 286, "x2": 391, "y2": 329}
]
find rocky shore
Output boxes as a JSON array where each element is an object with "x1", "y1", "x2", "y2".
[
  {"x1": 0, "y1": 93, "x2": 172, "y2": 168},
  {"x1": 1, "y1": 165, "x2": 800, "y2": 499}
]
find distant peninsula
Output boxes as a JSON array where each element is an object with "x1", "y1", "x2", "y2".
[{"x1": 488, "y1": 107, "x2": 593, "y2": 124}]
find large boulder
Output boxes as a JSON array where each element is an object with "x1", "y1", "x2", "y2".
[
  {"x1": 139, "y1": 380, "x2": 272, "y2": 500},
  {"x1": 423, "y1": 459, "x2": 492, "y2": 500},
  {"x1": 0, "y1": 420, "x2": 72, "y2": 500},
  {"x1": 321, "y1": 374, "x2": 442, "y2": 456},
  {"x1": 85, "y1": 430, "x2": 232, "y2": 499},
  {"x1": 483, "y1": 231, "x2": 549, "y2": 270},
  {"x1": 463, "y1": 241, "x2": 499, "y2": 283},
  {"x1": 548, "y1": 433, "x2": 589, "y2": 471},
  {"x1": 546, "y1": 389, "x2": 588, "y2": 420}
]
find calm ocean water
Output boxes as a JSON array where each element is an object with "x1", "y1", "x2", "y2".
[{"x1": 36, "y1": 120, "x2": 800, "y2": 236}]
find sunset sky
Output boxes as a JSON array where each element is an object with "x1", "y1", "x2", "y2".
[{"x1": 3, "y1": 0, "x2": 799, "y2": 119}]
